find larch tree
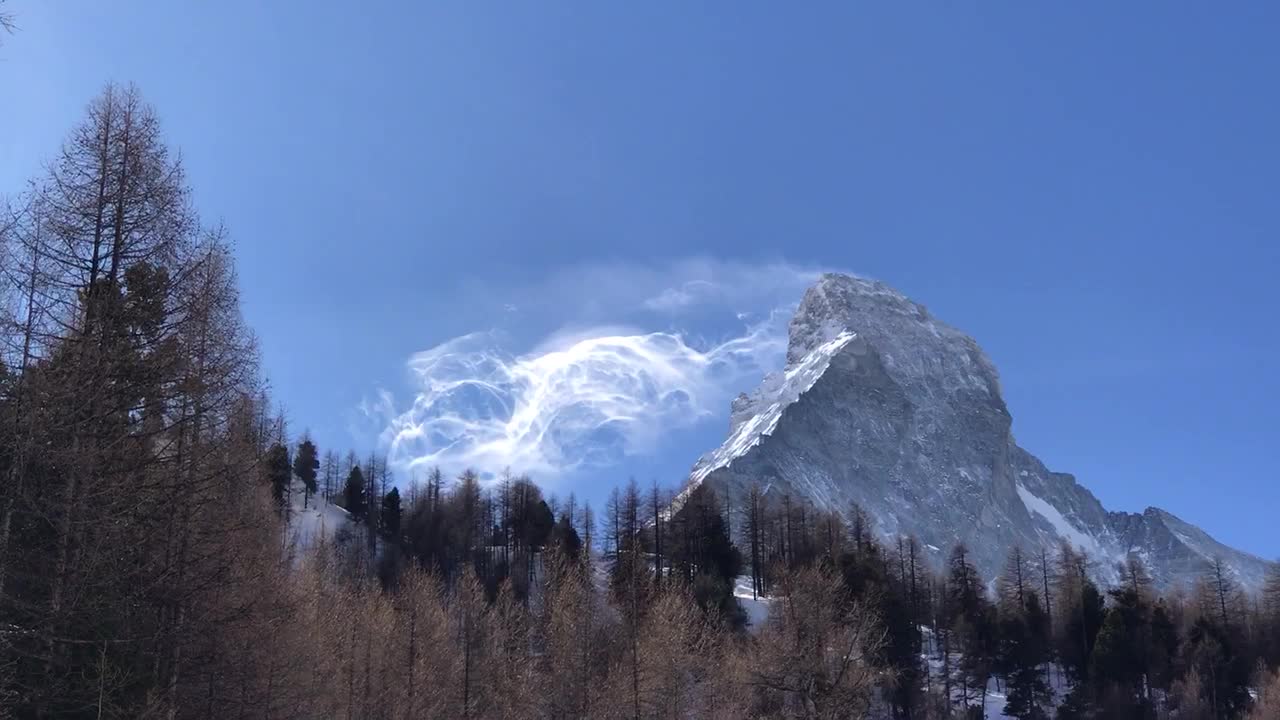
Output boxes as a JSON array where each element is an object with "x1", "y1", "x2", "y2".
[
  {"x1": 0, "y1": 83, "x2": 292, "y2": 718},
  {"x1": 747, "y1": 565, "x2": 885, "y2": 718}
]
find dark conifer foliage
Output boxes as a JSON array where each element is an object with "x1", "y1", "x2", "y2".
[
  {"x1": 267, "y1": 442, "x2": 292, "y2": 510},
  {"x1": 380, "y1": 486, "x2": 402, "y2": 541},
  {"x1": 343, "y1": 464, "x2": 368, "y2": 520},
  {"x1": 293, "y1": 436, "x2": 319, "y2": 509},
  {"x1": 1000, "y1": 591, "x2": 1052, "y2": 719},
  {"x1": 664, "y1": 484, "x2": 742, "y2": 616},
  {"x1": 549, "y1": 512, "x2": 582, "y2": 559}
]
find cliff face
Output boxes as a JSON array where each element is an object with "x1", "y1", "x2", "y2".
[{"x1": 683, "y1": 273, "x2": 1271, "y2": 590}]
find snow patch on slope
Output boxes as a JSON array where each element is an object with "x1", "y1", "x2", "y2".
[
  {"x1": 1016, "y1": 483, "x2": 1100, "y2": 558},
  {"x1": 285, "y1": 481, "x2": 353, "y2": 553},
  {"x1": 734, "y1": 576, "x2": 772, "y2": 631}
]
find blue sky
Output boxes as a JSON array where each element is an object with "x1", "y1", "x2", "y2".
[{"x1": 2, "y1": 2, "x2": 1277, "y2": 558}]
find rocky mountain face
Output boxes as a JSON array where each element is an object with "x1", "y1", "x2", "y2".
[{"x1": 683, "y1": 273, "x2": 1271, "y2": 591}]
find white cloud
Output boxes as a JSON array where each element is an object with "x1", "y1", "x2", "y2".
[{"x1": 375, "y1": 259, "x2": 830, "y2": 483}]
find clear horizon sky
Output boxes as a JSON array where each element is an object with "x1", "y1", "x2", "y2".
[{"x1": 2, "y1": 2, "x2": 1277, "y2": 559}]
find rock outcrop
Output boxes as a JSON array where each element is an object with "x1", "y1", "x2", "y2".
[{"x1": 682, "y1": 273, "x2": 1271, "y2": 590}]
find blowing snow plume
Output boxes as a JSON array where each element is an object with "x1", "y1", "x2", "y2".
[{"x1": 374, "y1": 260, "x2": 827, "y2": 482}]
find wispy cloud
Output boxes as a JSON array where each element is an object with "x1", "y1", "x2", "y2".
[
  {"x1": 373, "y1": 259, "x2": 828, "y2": 482},
  {"x1": 641, "y1": 280, "x2": 718, "y2": 312}
]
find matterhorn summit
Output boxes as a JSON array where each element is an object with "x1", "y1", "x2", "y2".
[{"x1": 684, "y1": 273, "x2": 1269, "y2": 590}]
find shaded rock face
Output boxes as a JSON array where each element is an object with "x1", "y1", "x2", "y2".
[{"x1": 687, "y1": 273, "x2": 1271, "y2": 590}]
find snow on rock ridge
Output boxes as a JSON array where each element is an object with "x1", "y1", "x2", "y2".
[
  {"x1": 691, "y1": 331, "x2": 855, "y2": 485},
  {"x1": 680, "y1": 273, "x2": 1273, "y2": 591}
]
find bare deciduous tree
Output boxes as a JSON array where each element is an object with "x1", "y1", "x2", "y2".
[{"x1": 746, "y1": 565, "x2": 887, "y2": 719}]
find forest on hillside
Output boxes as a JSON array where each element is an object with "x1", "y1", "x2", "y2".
[{"x1": 4, "y1": 84, "x2": 1280, "y2": 720}]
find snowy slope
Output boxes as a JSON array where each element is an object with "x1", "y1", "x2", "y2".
[
  {"x1": 733, "y1": 576, "x2": 772, "y2": 631},
  {"x1": 1015, "y1": 483, "x2": 1104, "y2": 561},
  {"x1": 284, "y1": 481, "x2": 354, "y2": 554}
]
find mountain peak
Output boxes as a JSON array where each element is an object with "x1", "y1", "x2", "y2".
[
  {"x1": 685, "y1": 274, "x2": 1272, "y2": 590},
  {"x1": 788, "y1": 273, "x2": 920, "y2": 364},
  {"x1": 788, "y1": 273, "x2": 1004, "y2": 404}
]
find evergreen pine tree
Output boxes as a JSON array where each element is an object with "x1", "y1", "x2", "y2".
[
  {"x1": 380, "y1": 487, "x2": 402, "y2": 541},
  {"x1": 1148, "y1": 600, "x2": 1180, "y2": 691},
  {"x1": 945, "y1": 544, "x2": 999, "y2": 712},
  {"x1": 344, "y1": 465, "x2": 368, "y2": 520},
  {"x1": 1186, "y1": 614, "x2": 1253, "y2": 718},
  {"x1": 1001, "y1": 594, "x2": 1052, "y2": 719},
  {"x1": 550, "y1": 513, "x2": 583, "y2": 560},
  {"x1": 266, "y1": 442, "x2": 292, "y2": 511},
  {"x1": 664, "y1": 484, "x2": 742, "y2": 617},
  {"x1": 996, "y1": 546, "x2": 1041, "y2": 709},
  {"x1": 293, "y1": 436, "x2": 319, "y2": 509},
  {"x1": 1089, "y1": 586, "x2": 1153, "y2": 712}
]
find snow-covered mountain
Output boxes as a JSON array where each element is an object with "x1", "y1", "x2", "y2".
[{"x1": 682, "y1": 273, "x2": 1272, "y2": 591}]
